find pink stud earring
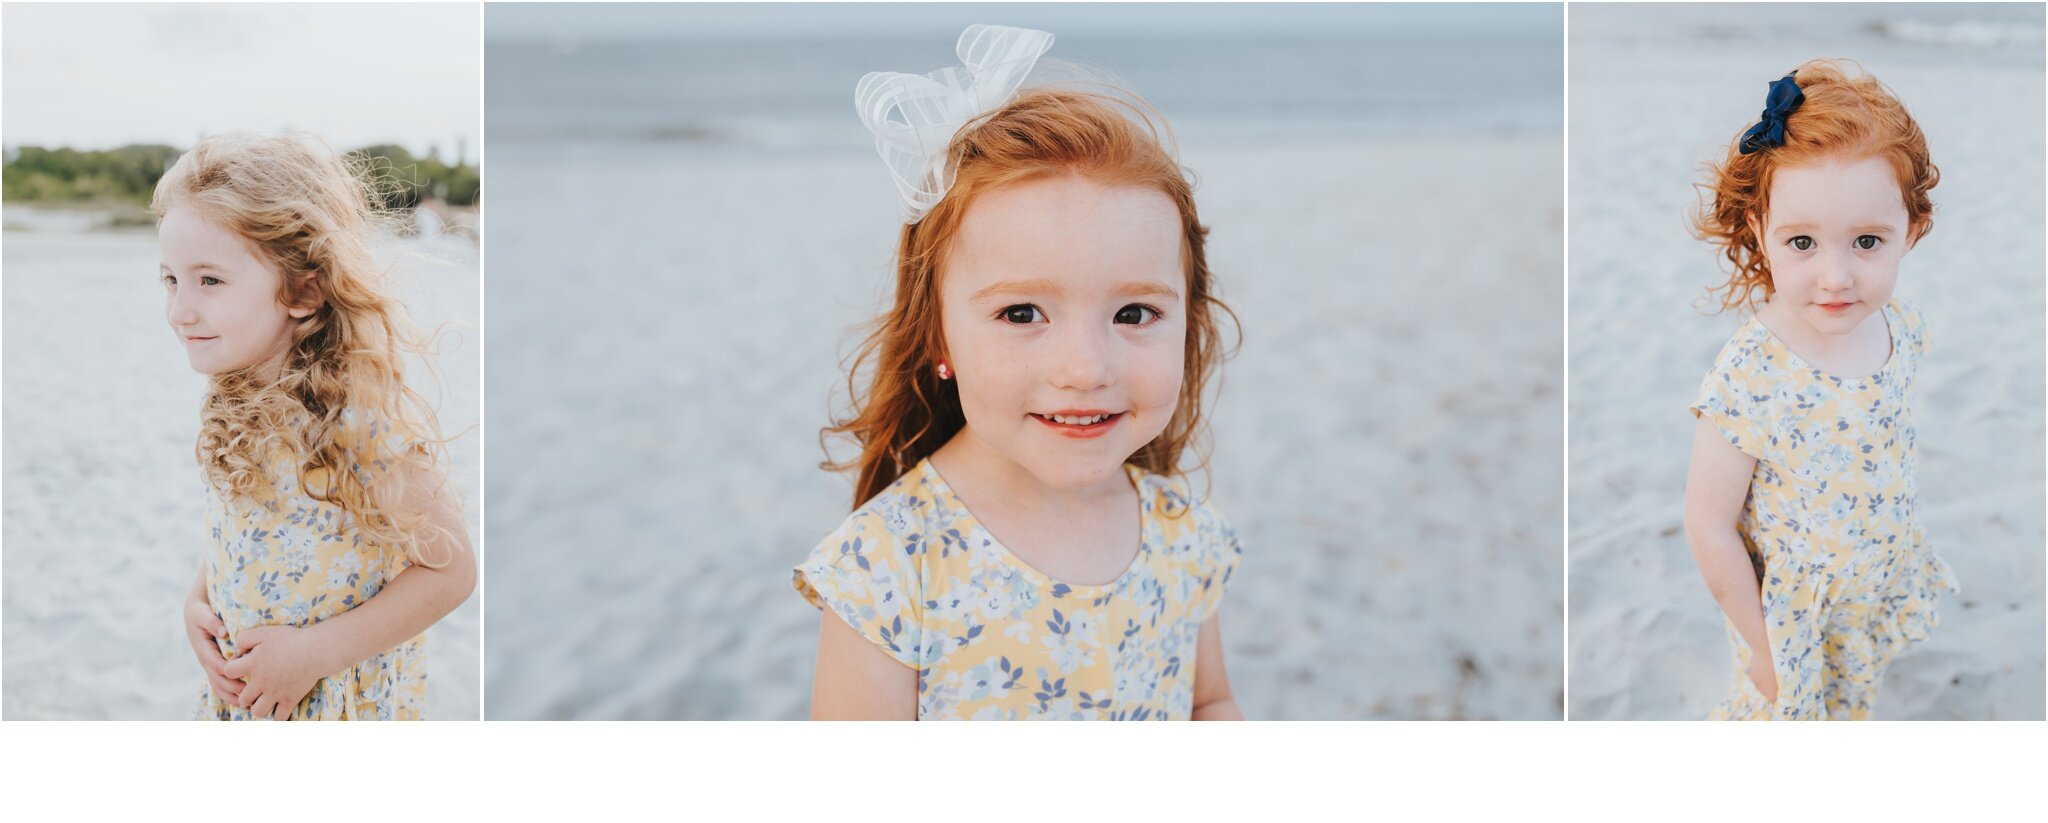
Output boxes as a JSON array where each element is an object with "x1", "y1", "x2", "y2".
[{"x1": 936, "y1": 362, "x2": 952, "y2": 380}]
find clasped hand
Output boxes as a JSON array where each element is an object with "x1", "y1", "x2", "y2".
[{"x1": 185, "y1": 593, "x2": 330, "y2": 720}]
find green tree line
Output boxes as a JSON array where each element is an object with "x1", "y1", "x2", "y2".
[{"x1": 3, "y1": 143, "x2": 479, "y2": 208}]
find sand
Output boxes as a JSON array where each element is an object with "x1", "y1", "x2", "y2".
[
  {"x1": 481, "y1": 133, "x2": 1564, "y2": 720},
  {"x1": 1567, "y1": 5, "x2": 2046, "y2": 720},
  {"x1": 0, "y1": 213, "x2": 482, "y2": 720}
]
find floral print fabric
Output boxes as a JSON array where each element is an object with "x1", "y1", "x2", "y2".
[
  {"x1": 194, "y1": 412, "x2": 427, "y2": 720},
  {"x1": 1692, "y1": 299, "x2": 1958, "y2": 720},
  {"x1": 794, "y1": 459, "x2": 1242, "y2": 720}
]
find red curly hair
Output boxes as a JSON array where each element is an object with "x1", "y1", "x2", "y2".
[
  {"x1": 1693, "y1": 59, "x2": 1939, "y2": 311},
  {"x1": 824, "y1": 87, "x2": 1240, "y2": 508}
]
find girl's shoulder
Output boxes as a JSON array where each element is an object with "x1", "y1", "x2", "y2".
[
  {"x1": 330, "y1": 407, "x2": 426, "y2": 467},
  {"x1": 1128, "y1": 465, "x2": 1244, "y2": 564},
  {"x1": 1703, "y1": 312, "x2": 1776, "y2": 378},
  {"x1": 819, "y1": 460, "x2": 954, "y2": 554},
  {"x1": 1886, "y1": 297, "x2": 1929, "y2": 355}
]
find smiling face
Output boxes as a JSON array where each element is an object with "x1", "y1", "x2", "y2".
[
  {"x1": 159, "y1": 205, "x2": 315, "y2": 375},
  {"x1": 1755, "y1": 154, "x2": 1913, "y2": 337},
  {"x1": 937, "y1": 174, "x2": 1188, "y2": 492}
]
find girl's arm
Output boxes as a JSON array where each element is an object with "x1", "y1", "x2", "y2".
[
  {"x1": 1191, "y1": 612, "x2": 1243, "y2": 720},
  {"x1": 223, "y1": 457, "x2": 477, "y2": 719},
  {"x1": 1682, "y1": 416, "x2": 1775, "y2": 702},
  {"x1": 809, "y1": 608, "x2": 918, "y2": 720}
]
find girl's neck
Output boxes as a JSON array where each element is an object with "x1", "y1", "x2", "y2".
[
  {"x1": 928, "y1": 428, "x2": 1134, "y2": 514},
  {"x1": 927, "y1": 426, "x2": 1144, "y2": 588},
  {"x1": 1756, "y1": 299, "x2": 1892, "y2": 377}
]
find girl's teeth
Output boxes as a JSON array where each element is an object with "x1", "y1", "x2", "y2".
[{"x1": 1050, "y1": 414, "x2": 1110, "y2": 425}]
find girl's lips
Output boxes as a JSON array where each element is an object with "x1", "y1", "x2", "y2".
[
  {"x1": 1031, "y1": 411, "x2": 1122, "y2": 439},
  {"x1": 1817, "y1": 301, "x2": 1856, "y2": 312}
]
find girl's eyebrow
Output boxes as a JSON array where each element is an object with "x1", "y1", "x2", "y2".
[
  {"x1": 1115, "y1": 280, "x2": 1181, "y2": 301},
  {"x1": 1771, "y1": 222, "x2": 1899, "y2": 237},
  {"x1": 969, "y1": 277, "x2": 1059, "y2": 303},
  {"x1": 970, "y1": 278, "x2": 1183, "y2": 303}
]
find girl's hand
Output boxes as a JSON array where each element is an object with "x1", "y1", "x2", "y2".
[
  {"x1": 182, "y1": 591, "x2": 242, "y2": 703},
  {"x1": 221, "y1": 625, "x2": 334, "y2": 720},
  {"x1": 1747, "y1": 649, "x2": 1779, "y2": 705}
]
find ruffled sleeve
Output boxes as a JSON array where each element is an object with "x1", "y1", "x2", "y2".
[
  {"x1": 1894, "y1": 299, "x2": 1928, "y2": 370},
  {"x1": 1691, "y1": 331, "x2": 1773, "y2": 461},
  {"x1": 340, "y1": 409, "x2": 421, "y2": 480},
  {"x1": 1194, "y1": 508, "x2": 1243, "y2": 623},
  {"x1": 335, "y1": 409, "x2": 427, "y2": 578},
  {"x1": 1150, "y1": 470, "x2": 1242, "y2": 623},
  {"x1": 793, "y1": 501, "x2": 926, "y2": 669}
]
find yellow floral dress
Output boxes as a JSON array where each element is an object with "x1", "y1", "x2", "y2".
[
  {"x1": 194, "y1": 412, "x2": 428, "y2": 720},
  {"x1": 1691, "y1": 299, "x2": 1957, "y2": 720},
  {"x1": 794, "y1": 459, "x2": 1242, "y2": 720}
]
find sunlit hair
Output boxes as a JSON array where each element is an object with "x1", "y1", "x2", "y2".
[
  {"x1": 152, "y1": 133, "x2": 454, "y2": 567},
  {"x1": 825, "y1": 87, "x2": 1240, "y2": 508},
  {"x1": 1693, "y1": 59, "x2": 1938, "y2": 312}
]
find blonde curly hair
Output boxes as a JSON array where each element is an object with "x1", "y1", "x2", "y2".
[{"x1": 153, "y1": 133, "x2": 454, "y2": 567}]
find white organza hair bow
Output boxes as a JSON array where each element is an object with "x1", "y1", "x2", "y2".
[{"x1": 854, "y1": 24, "x2": 1055, "y2": 224}]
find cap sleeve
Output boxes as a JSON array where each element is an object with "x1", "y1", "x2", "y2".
[
  {"x1": 1690, "y1": 334, "x2": 1772, "y2": 462},
  {"x1": 1194, "y1": 507, "x2": 1243, "y2": 623},
  {"x1": 1898, "y1": 300, "x2": 1928, "y2": 359},
  {"x1": 793, "y1": 503, "x2": 925, "y2": 669},
  {"x1": 338, "y1": 408, "x2": 422, "y2": 482}
]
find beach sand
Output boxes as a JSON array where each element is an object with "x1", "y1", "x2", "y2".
[
  {"x1": 482, "y1": 134, "x2": 1564, "y2": 720},
  {"x1": 0, "y1": 216, "x2": 482, "y2": 720},
  {"x1": 1567, "y1": 5, "x2": 2046, "y2": 719}
]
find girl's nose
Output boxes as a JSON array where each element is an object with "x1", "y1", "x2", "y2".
[
  {"x1": 166, "y1": 287, "x2": 200, "y2": 327},
  {"x1": 1817, "y1": 249, "x2": 1855, "y2": 291},
  {"x1": 1052, "y1": 321, "x2": 1114, "y2": 390}
]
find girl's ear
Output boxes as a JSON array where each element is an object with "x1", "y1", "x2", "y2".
[{"x1": 286, "y1": 284, "x2": 326, "y2": 319}]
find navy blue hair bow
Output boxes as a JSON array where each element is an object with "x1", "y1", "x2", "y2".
[{"x1": 1738, "y1": 72, "x2": 1804, "y2": 155}]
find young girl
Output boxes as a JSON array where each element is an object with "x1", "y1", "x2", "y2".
[
  {"x1": 1685, "y1": 60, "x2": 1955, "y2": 721},
  {"x1": 794, "y1": 25, "x2": 1244, "y2": 720},
  {"x1": 162, "y1": 134, "x2": 476, "y2": 720}
]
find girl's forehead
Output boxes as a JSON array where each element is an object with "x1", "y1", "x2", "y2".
[
  {"x1": 1764, "y1": 156, "x2": 1908, "y2": 222},
  {"x1": 159, "y1": 205, "x2": 271, "y2": 271},
  {"x1": 945, "y1": 179, "x2": 1185, "y2": 295}
]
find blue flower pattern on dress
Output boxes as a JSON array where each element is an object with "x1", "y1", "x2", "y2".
[
  {"x1": 193, "y1": 411, "x2": 428, "y2": 721},
  {"x1": 1692, "y1": 299, "x2": 1958, "y2": 720},
  {"x1": 794, "y1": 459, "x2": 1241, "y2": 720}
]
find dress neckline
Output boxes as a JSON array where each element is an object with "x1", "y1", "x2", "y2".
[
  {"x1": 1750, "y1": 299, "x2": 1900, "y2": 387},
  {"x1": 915, "y1": 458, "x2": 1152, "y2": 595}
]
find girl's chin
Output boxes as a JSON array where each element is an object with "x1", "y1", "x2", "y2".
[{"x1": 1022, "y1": 458, "x2": 1131, "y2": 492}]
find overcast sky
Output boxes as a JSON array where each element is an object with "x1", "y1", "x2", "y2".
[
  {"x1": 486, "y1": 2, "x2": 1559, "y2": 41},
  {"x1": 3, "y1": 3, "x2": 480, "y2": 156}
]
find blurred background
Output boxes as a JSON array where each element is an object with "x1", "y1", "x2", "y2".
[
  {"x1": 1568, "y1": 2, "x2": 2045, "y2": 720},
  {"x1": 1, "y1": 3, "x2": 482, "y2": 719},
  {"x1": 484, "y1": 2, "x2": 1563, "y2": 720}
]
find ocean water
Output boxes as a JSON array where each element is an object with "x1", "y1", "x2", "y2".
[{"x1": 486, "y1": 10, "x2": 1563, "y2": 153}]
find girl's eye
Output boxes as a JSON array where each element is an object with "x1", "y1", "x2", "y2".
[
  {"x1": 199, "y1": 276, "x2": 223, "y2": 286},
  {"x1": 999, "y1": 305, "x2": 1044, "y2": 324},
  {"x1": 1788, "y1": 236, "x2": 1815, "y2": 251},
  {"x1": 1114, "y1": 304, "x2": 1160, "y2": 325},
  {"x1": 161, "y1": 274, "x2": 176, "y2": 288},
  {"x1": 1854, "y1": 235, "x2": 1883, "y2": 251}
]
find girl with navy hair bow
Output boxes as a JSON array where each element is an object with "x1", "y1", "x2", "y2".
[{"x1": 1684, "y1": 60, "x2": 1951, "y2": 720}]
